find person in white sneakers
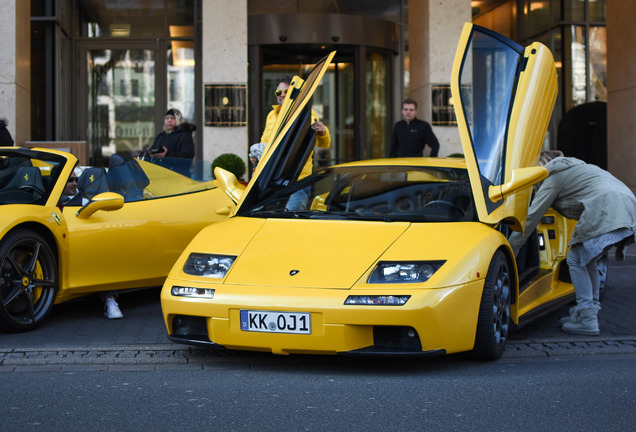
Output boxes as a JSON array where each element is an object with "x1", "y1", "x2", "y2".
[
  {"x1": 509, "y1": 150, "x2": 636, "y2": 335},
  {"x1": 101, "y1": 293, "x2": 123, "y2": 319}
]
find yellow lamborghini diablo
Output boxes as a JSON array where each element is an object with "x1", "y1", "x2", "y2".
[{"x1": 160, "y1": 25, "x2": 578, "y2": 360}]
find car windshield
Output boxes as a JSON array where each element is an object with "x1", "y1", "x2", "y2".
[
  {"x1": 65, "y1": 158, "x2": 219, "y2": 206},
  {"x1": 0, "y1": 148, "x2": 220, "y2": 206},
  {"x1": 0, "y1": 149, "x2": 67, "y2": 205},
  {"x1": 243, "y1": 165, "x2": 476, "y2": 223}
]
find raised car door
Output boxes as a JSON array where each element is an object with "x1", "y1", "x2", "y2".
[
  {"x1": 234, "y1": 51, "x2": 336, "y2": 215},
  {"x1": 450, "y1": 23, "x2": 558, "y2": 232}
]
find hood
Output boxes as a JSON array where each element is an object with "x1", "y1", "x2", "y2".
[{"x1": 224, "y1": 219, "x2": 409, "y2": 289}]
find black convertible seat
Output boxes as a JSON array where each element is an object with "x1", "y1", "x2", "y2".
[
  {"x1": 78, "y1": 167, "x2": 109, "y2": 200},
  {"x1": 107, "y1": 158, "x2": 150, "y2": 202},
  {"x1": 4, "y1": 166, "x2": 45, "y2": 196}
]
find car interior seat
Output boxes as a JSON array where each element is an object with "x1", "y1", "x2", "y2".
[
  {"x1": 4, "y1": 166, "x2": 46, "y2": 198},
  {"x1": 77, "y1": 167, "x2": 109, "y2": 201},
  {"x1": 106, "y1": 158, "x2": 150, "y2": 202}
]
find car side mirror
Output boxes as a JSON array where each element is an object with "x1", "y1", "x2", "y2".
[
  {"x1": 488, "y1": 166, "x2": 548, "y2": 203},
  {"x1": 214, "y1": 166, "x2": 246, "y2": 204},
  {"x1": 76, "y1": 192, "x2": 125, "y2": 219}
]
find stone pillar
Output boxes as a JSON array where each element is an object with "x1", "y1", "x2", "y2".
[
  {"x1": 607, "y1": 0, "x2": 636, "y2": 193},
  {"x1": 408, "y1": 0, "x2": 470, "y2": 156},
  {"x1": 0, "y1": 1, "x2": 30, "y2": 145},
  {"x1": 201, "y1": 0, "x2": 248, "y2": 169}
]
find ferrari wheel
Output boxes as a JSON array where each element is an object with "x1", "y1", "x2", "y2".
[
  {"x1": 0, "y1": 229, "x2": 58, "y2": 332},
  {"x1": 472, "y1": 250, "x2": 511, "y2": 360}
]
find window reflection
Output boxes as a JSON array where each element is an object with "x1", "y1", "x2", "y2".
[{"x1": 366, "y1": 52, "x2": 390, "y2": 160}]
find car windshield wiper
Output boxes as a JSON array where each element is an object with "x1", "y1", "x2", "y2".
[{"x1": 329, "y1": 212, "x2": 396, "y2": 222}]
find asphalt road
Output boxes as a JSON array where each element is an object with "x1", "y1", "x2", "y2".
[
  {"x1": 2, "y1": 354, "x2": 635, "y2": 431},
  {"x1": 1, "y1": 251, "x2": 635, "y2": 369}
]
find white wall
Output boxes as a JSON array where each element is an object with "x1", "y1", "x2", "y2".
[
  {"x1": 201, "y1": 0, "x2": 249, "y2": 170},
  {"x1": 408, "y1": 0, "x2": 470, "y2": 157}
]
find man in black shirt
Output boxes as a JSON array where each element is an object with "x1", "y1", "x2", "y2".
[{"x1": 389, "y1": 99, "x2": 440, "y2": 158}]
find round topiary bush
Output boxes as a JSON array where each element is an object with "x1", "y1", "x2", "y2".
[{"x1": 211, "y1": 153, "x2": 246, "y2": 180}]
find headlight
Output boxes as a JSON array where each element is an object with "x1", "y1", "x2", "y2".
[
  {"x1": 344, "y1": 295, "x2": 410, "y2": 306},
  {"x1": 368, "y1": 261, "x2": 445, "y2": 284},
  {"x1": 171, "y1": 286, "x2": 215, "y2": 299},
  {"x1": 183, "y1": 253, "x2": 236, "y2": 278}
]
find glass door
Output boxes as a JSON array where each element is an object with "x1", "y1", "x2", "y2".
[{"x1": 77, "y1": 41, "x2": 164, "y2": 166}]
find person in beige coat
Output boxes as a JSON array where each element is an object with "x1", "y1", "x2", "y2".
[{"x1": 509, "y1": 150, "x2": 636, "y2": 335}]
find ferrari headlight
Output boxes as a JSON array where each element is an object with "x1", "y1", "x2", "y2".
[
  {"x1": 368, "y1": 261, "x2": 445, "y2": 284},
  {"x1": 183, "y1": 253, "x2": 236, "y2": 278},
  {"x1": 171, "y1": 286, "x2": 215, "y2": 299}
]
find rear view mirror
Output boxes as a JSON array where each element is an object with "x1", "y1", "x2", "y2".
[
  {"x1": 76, "y1": 192, "x2": 125, "y2": 219},
  {"x1": 488, "y1": 166, "x2": 548, "y2": 203},
  {"x1": 214, "y1": 167, "x2": 246, "y2": 204}
]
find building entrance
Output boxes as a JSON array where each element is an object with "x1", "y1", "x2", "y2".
[{"x1": 249, "y1": 14, "x2": 398, "y2": 171}]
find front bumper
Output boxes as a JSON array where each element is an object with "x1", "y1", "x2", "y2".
[{"x1": 160, "y1": 279, "x2": 484, "y2": 356}]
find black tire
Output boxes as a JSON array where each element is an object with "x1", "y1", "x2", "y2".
[
  {"x1": 598, "y1": 252, "x2": 608, "y2": 301},
  {"x1": 0, "y1": 229, "x2": 58, "y2": 332},
  {"x1": 472, "y1": 250, "x2": 511, "y2": 360}
]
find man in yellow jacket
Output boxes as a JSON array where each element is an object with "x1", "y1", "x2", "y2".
[{"x1": 256, "y1": 76, "x2": 331, "y2": 180}]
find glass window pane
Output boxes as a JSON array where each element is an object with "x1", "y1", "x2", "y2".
[
  {"x1": 78, "y1": 0, "x2": 196, "y2": 38},
  {"x1": 564, "y1": 0, "x2": 585, "y2": 21},
  {"x1": 366, "y1": 52, "x2": 390, "y2": 160},
  {"x1": 528, "y1": 1, "x2": 551, "y2": 35},
  {"x1": 551, "y1": 0, "x2": 562, "y2": 22},
  {"x1": 86, "y1": 49, "x2": 156, "y2": 163},
  {"x1": 589, "y1": 26, "x2": 607, "y2": 102},
  {"x1": 570, "y1": 26, "x2": 587, "y2": 106},
  {"x1": 168, "y1": 43, "x2": 196, "y2": 125},
  {"x1": 589, "y1": 0, "x2": 606, "y2": 21},
  {"x1": 168, "y1": 0, "x2": 195, "y2": 26}
]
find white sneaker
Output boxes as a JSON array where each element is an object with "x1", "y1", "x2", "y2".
[{"x1": 104, "y1": 298, "x2": 123, "y2": 319}]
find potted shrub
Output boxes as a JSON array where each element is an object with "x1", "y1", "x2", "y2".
[{"x1": 211, "y1": 153, "x2": 246, "y2": 182}]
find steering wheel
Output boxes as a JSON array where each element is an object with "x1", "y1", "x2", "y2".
[{"x1": 422, "y1": 200, "x2": 465, "y2": 217}]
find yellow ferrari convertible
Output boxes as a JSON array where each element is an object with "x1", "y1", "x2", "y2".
[
  {"x1": 160, "y1": 24, "x2": 577, "y2": 360},
  {"x1": 0, "y1": 148, "x2": 234, "y2": 332}
]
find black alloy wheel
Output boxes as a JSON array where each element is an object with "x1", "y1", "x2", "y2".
[
  {"x1": 472, "y1": 250, "x2": 511, "y2": 360},
  {"x1": 0, "y1": 229, "x2": 58, "y2": 332}
]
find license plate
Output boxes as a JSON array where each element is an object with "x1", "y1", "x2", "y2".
[{"x1": 240, "y1": 310, "x2": 311, "y2": 334}]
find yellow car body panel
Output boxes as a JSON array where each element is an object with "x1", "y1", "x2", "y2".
[
  {"x1": 57, "y1": 189, "x2": 232, "y2": 301},
  {"x1": 161, "y1": 279, "x2": 485, "y2": 355},
  {"x1": 161, "y1": 215, "x2": 511, "y2": 355}
]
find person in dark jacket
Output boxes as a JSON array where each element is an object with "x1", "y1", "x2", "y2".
[
  {"x1": 147, "y1": 108, "x2": 195, "y2": 176},
  {"x1": 0, "y1": 118, "x2": 14, "y2": 146},
  {"x1": 389, "y1": 99, "x2": 440, "y2": 158},
  {"x1": 509, "y1": 150, "x2": 636, "y2": 336}
]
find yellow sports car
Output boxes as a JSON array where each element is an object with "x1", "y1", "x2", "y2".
[
  {"x1": 160, "y1": 24, "x2": 576, "y2": 359},
  {"x1": 0, "y1": 148, "x2": 234, "y2": 332}
]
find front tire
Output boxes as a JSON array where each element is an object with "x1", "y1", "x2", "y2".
[
  {"x1": 472, "y1": 250, "x2": 511, "y2": 360},
  {"x1": 0, "y1": 229, "x2": 58, "y2": 332}
]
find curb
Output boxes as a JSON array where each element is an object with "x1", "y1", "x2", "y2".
[{"x1": 2, "y1": 337, "x2": 636, "y2": 369}]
